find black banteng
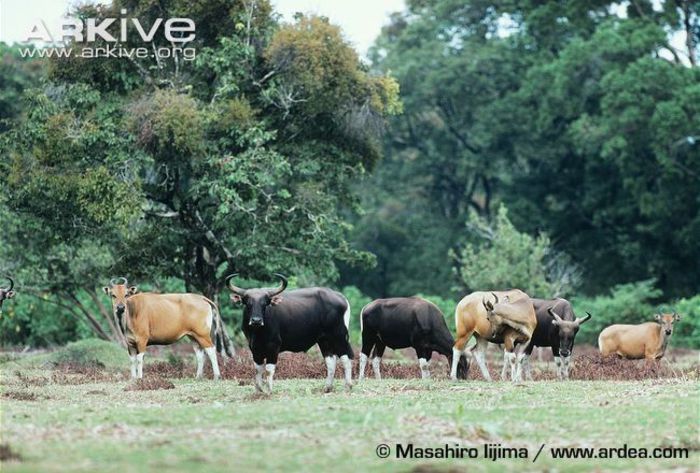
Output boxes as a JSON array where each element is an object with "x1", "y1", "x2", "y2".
[
  {"x1": 0, "y1": 276, "x2": 15, "y2": 314},
  {"x1": 359, "y1": 297, "x2": 468, "y2": 380},
  {"x1": 226, "y1": 274, "x2": 354, "y2": 393},
  {"x1": 515, "y1": 298, "x2": 591, "y2": 380}
]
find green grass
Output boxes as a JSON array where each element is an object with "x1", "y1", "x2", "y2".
[{"x1": 1, "y1": 365, "x2": 698, "y2": 473}]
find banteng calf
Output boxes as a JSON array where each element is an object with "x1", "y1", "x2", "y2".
[
  {"x1": 598, "y1": 312, "x2": 680, "y2": 361},
  {"x1": 359, "y1": 297, "x2": 468, "y2": 380}
]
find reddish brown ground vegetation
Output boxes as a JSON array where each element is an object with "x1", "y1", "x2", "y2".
[
  {"x1": 0, "y1": 444, "x2": 22, "y2": 462},
  {"x1": 124, "y1": 376, "x2": 176, "y2": 391}
]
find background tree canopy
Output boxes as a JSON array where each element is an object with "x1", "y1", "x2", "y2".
[
  {"x1": 342, "y1": 0, "x2": 699, "y2": 301},
  {"x1": 0, "y1": 0, "x2": 698, "y2": 347}
]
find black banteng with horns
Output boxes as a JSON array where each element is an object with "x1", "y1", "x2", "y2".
[
  {"x1": 0, "y1": 276, "x2": 16, "y2": 313},
  {"x1": 226, "y1": 274, "x2": 353, "y2": 393}
]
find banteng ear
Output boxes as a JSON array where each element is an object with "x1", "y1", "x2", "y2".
[
  {"x1": 6, "y1": 290, "x2": 15, "y2": 299},
  {"x1": 673, "y1": 312, "x2": 680, "y2": 322},
  {"x1": 654, "y1": 313, "x2": 662, "y2": 322},
  {"x1": 127, "y1": 286, "x2": 138, "y2": 296},
  {"x1": 230, "y1": 294, "x2": 242, "y2": 304},
  {"x1": 102, "y1": 286, "x2": 111, "y2": 295},
  {"x1": 271, "y1": 295, "x2": 283, "y2": 305}
]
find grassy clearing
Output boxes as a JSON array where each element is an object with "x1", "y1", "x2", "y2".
[{"x1": 1, "y1": 357, "x2": 698, "y2": 473}]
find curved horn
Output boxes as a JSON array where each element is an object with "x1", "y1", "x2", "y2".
[
  {"x1": 548, "y1": 307, "x2": 564, "y2": 323},
  {"x1": 268, "y1": 273, "x2": 288, "y2": 297},
  {"x1": 482, "y1": 296, "x2": 493, "y2": 312},
  {"x1": 491, "y1": 292, "x2": 499, "y2": 304},
  {"x1": 225, "y1": 274, "x2": 247, "y2": 296},
  {"x1": 576, "y1": 311, "x2": 592, "y2": 325},
  {"x1": 109, "y1": 277, "x2": 127, "y2": 286},
  {"x1": 2, "y1": 276, "x2": 14, "y2": 292}
]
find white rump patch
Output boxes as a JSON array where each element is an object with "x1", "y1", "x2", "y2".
[{"x1": 342, "y1": 296, "x2": 351, "y2": 329}]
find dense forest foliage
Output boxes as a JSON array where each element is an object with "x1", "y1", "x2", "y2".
[{"x1": 0, "y1": 0, "x2": 698, "y2": 348}]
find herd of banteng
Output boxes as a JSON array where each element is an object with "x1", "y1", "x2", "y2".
[{"x1": 0, "y1": 275, "x2": 682, "y2": 393}]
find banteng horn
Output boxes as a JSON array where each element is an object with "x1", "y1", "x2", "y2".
[
  {"x1": 2, "y1": 276, "x2": 14, "y2": 292},
  {"x1": 576, "y1": 311, "x2": 592, "y2": 325},
  {"x1": 110, "y1": 277, "x2": 127, "y2": 287},
  {"x1": 548, "y1": 307, "x2": 564, "y2": 323},
  {"x1": 225, "y1": 274, "x2": 247, "y2": 296},
  {"x1": 268, "y1": 273, "x2": 288, "y2": 297}
]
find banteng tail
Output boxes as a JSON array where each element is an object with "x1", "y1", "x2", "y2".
[{"x1": 206, "y1": 300, "x2": 235, "y2": 358}]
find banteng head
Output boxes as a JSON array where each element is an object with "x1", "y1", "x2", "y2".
[
  {"x1": 547, "y1": 307, "x2": 591, "y2": 357},
  {"x1": 482, "y1": 293, "x2": 508, "y2": 323},
  {"x1": 102, "y1": 277, "x2": 138, "y2": 318},
  {"x1": 0, "y1": 277, "x2": 16, "y2": 312},
  {"x1": 226, "y1": 273, "x2": 287, "y2": 328},
  {"x1": 654, "y1": 312, "x2": 680, "y2": 336}
]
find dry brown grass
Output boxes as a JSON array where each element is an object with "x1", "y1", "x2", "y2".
[
  {"x1": 124, "y1": 376, "x2": 175, "y2": 391},
  {"x1": 0, "y1": 443, "x2": 22, "y2": 462}
]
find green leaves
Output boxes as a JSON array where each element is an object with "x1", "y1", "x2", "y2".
[{"x1": 453, "y1": 205, "x2": 578, "y2": 297}]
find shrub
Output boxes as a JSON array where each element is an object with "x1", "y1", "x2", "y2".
[
  {"x1": 48, "y1": 338, "x2": 127, "y2": 369},
  {"x1": 454, "y1": 205, "x2": 580, "y2": 298},
  {"x1": 672, "y1": 295, "x2": 700, "y2": 348},
  {"x1": 572, "y1": 279, "x2": 662, "y2": 345}
]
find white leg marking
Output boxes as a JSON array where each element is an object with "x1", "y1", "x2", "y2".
[
  {"x1": 205, "y1": 346, "x2": 221, "y2": 380},
  {"x1": 561, "y1": 356, "x2": 571, "y2": 380},
  {"x1": 340, "y1": 354, "x2": 352, "y2": 388},
  {"x1": 129, "y1": 354, "x2": 137, "y2": 379},
  {"x1": 372, "y1": 356, "x2": 382, "y2": 380},
  {"x1": 500, "y1": 351, "x2": 509, "y2": 380},
  {"x1": 359, "y1": 353, "x2": 368, "y2": 381},
  {"x1": 554, "y1": 356, "x2": 562, "y2": 380},
  {"x1": 194, "y1": 346, "x2": 205, "y2": 379},
  {"x1": 342, "y1": 297, "x2": 351, "y2": 329},
  {"x1": 450, "y1": 348, "x2": 459, "y2": 380},
  {"x1": 522, "y1": 354, "x2": 533, "y2": 381},
  {"x1": 324, "y1": 355, "x2": 337, "y2": 391},
  {"x1": 515, "y1": 352, "x2": 527, "y2": 382},
  {"x1": 506, "y1": 352, "x2": 518, "y2": 382},
  {"x1": 419, "y1": 357, "x2": 431, "y2": 379},
  {"x1": 136, "y1": 353, "x2": 145, "y2": 379},
  {"x1": 474, "y1": 350, "x2": 491, "y2": 381},
  {"x1": 265, "y1": 363, "x2": 276, "y2": 392},
  {"x1": 254, "y1": 363, "x2": 265, "y2": 392}
]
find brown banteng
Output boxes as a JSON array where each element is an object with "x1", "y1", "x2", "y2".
[
  {"x1": 103, "y1": 277, "x2": 234, "y2": 379},
  {"x1": 0, "y1": 277, "x2": 15, "y2": 314},
  {"x1": 359, "y1": 297, "x2": 468, "y2": 380},
  {"x1": 598, "y1": 312, "x2": 680, "y2": 361},
  {"x1": 481, "y1": 293, "x2": 537, "y2": 382},
  {"x1": 450, "y1": 289, "x2": 535, "y2": 382}
]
